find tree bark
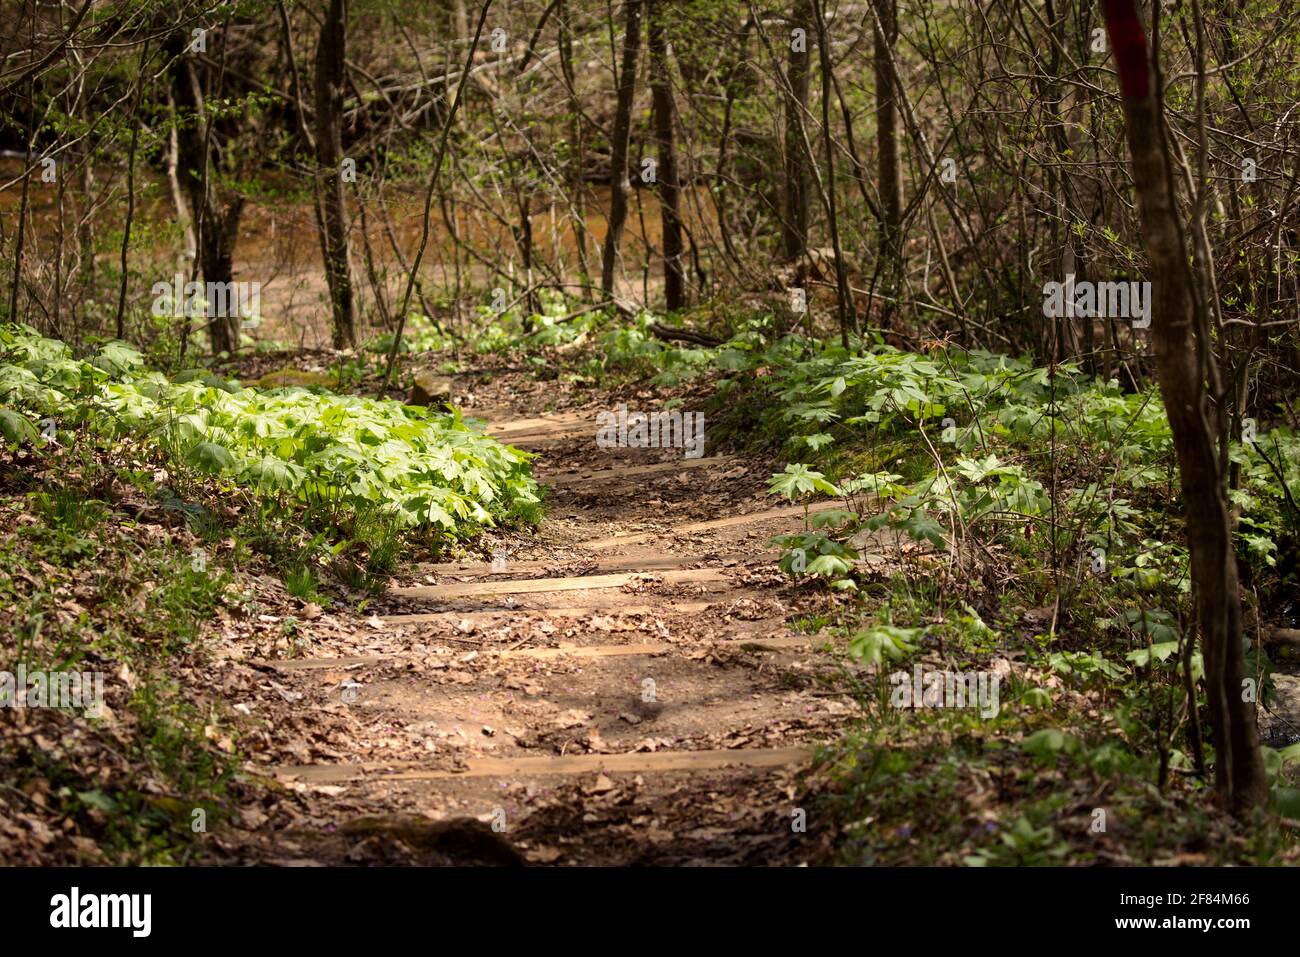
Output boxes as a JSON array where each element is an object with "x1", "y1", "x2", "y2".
[
  {"x1": 781, "y1": 0, "x2": 812, "y2": 262},
  {"x1": 812, "y1": 0, "x2": 852, "y2": 345},
  {"x1": 169, "y1": 35, "x2": 244, "y2": 355},
  {"x1": 1101, "y1": 0, "x2": 1267, "y2": 816},
  {"x1": 315, "y1": 0, "x2": 358, "y2": 350},
  {"x1": 600, "y1": 0, "x2": 645, "y2": 296},
  {"x1": 648, "y1": 0, "x2": 684, "y2": 310},
  {"x1": 558, "y1": 0, "x2": 593, "y2": 298},
  {"x1": 873, "y1": 0, "x2": 902, "y2": 279},
  {"x1": 114, "y1": 40, "x2": 150, "y2": 341}
]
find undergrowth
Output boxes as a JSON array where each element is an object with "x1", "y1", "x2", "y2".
[{"x1": 455, "y1": 308, "x2": 1300, "y2": 863}]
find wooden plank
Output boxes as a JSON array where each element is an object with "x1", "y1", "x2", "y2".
[
  {"x1": 540, "y1": 455, "x2": 734, "y2": 486},
  {"x1": 497, "y1": 428, "x2": 591, "y2": 444},
  {"x1": 486, "y1": 413, "x2": 591, "y2": 434},
  {"x1": 389, "y1": 567, "x2": 730, "y2": 600},
  {"x1": 259, "y1": 656, "x2": 387, "y2": 671},
  {"x1": 490, "y1": 423, "x2": 593, "y2": 443},
  {"x1": 677, "y1": 499, "x2": 846, "y2": 532},
  {"x1": 379, "y1": 602, "x2": 713, "y2": 624},
  {"x1": 417, "y1": 553, "x2": 741, "y2": 578},
  {"x1": 271, "y1": 746, "x2": 812, "y2": 783},
  {"x1": 491, "y1": 414, "x2": 709, "y2": 448},
  {"x1": 255, "y1": 635, "x2": 817, "y2": 671},
  {"x1": 506, "y1": 635, "x2": 816, "y2": 660},
  {"x1": 579, "y1": 500, "x2": 847, "y2": 549}
]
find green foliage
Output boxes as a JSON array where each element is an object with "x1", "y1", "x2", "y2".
[
  {"x1": 770, "y1": 528, "x2": 859, "y2": 588},
  {"x1": 702, "y1": 333, "x2": 1295, "y2": 602},
  {"x1": 849, "y1": 624, "x2": 922, "y2": 665},
  {"x1": 767, "y1": 463, "x2": 840, "y2": 501},
  {"x1": 591, "y1": 312, "x2": 716, "y2": 386},
  {"x1": 0, "y1": 324, "x2": 539, "y2": 540}
]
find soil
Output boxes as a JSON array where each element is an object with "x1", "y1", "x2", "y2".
[{"x1": 208, "y1": 366, "x2": 855, "y2": 865}]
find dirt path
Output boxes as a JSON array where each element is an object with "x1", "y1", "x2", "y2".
[{"x1": 230, "y1": 395, "x2": 853, "y2": 865}]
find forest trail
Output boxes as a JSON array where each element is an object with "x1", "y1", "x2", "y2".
[{"x1": 242, "y1": 393, "x2": 854, "y2": 865}]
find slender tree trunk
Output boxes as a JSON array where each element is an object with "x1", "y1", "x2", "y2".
[
  {"x1": 558, "y1": 0, "x2": 593, "y2": 298},
  {"x1": 315, "y1": 0, "x2": 358, "y2": 349},
  {"x1": 453, "y1": 0, "x2": 469, "y2": 42},
  {"x1": 812, "y1": 0, "x2": 851, "y2": 345},
  {"x1": 382, "y1": 0, "x2": 492, "y2": 387},
  {"x1": 276, "y1": 0, "x2": 334, "y2": 349},
  {"x1": 356, "y1": 196, "x2": 392, "y2": 331},
  {"x1": 873, "y1": 0, "x2": 902, "y2": 307},
  {"x1": 7, "y1": 72, "x2": 36, "y2": 325},
  {"x1": 781, "y1": 0, "x2": 812, "y2": 262},
  {"x1": 648, "y1": 0, "x2": 684, "y2": 310},
  {"x1": 713, "y1": 15, "x2": 752, "y2": 273},
  {"x1": 1102, "y1": 0, "x2": 1267, "y2": 816},
  {"x1": 114, "y1": 40, "x2": 150, "y2": 341},
  {"x1": 75, "y1": 76, "x2": 96, "y2": 315},
  {"x1": 164, "y1": 89, "x2": 196, "y2": 261},
  {"x1": 601, "y1": 0, "x2": 645, "y2": 296},
  {"x1": 516, "y1": 181, "x2": 538, "y2": 321}
]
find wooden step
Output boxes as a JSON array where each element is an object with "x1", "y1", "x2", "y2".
[
  {"x1": 502, "y1": 635, "x2": 816, "y2": 659},
  {"x1": 490, "y1": 423, "x2": 593, "y2": 443},
  {"x1": 486, "y1": 413, "x2": 591, "y2": 435},
  {"x1": 417, "y1": 553, "x2": 744, "y2": 578},
  {"x1": 271, "y1": 746, "x2": 813, "y2": 784},
  {"x1": 263, "y1": 656, "x2": 388, "y2": 671},
  {"x1": 379, "y1": 602, "x2": 713, "y2": 625},
  {"x1": 540, "y1": 455, "x2": 734, "y2": 487},
  {"x1": 389, "y1": 567, "x2": 731, "y2": 600},
  {"x1": 580, "y1": 500, "x2": 847, "y2": 549},
  {"x1": 255, "y1": 635, "x2": 817, "y2": 671},
  {"x1": 498, "y1": 430, "x2": 591, "y2": 447}
]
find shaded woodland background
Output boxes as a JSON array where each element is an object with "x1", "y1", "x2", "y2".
[{"x1": 1, "y1": 0, "x2": 1293, "y2": 375}]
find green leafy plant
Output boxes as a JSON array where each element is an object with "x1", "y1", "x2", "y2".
[{"x1": 0, "y1": 324, "x2": 540, "y2": 544}]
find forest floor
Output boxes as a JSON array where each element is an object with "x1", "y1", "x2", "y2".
[
  {"x1": 5, "y1": 342, "x2": 1297, "y2": 866},
  {"x1": 205, "y1": 363, "x2": 858, "y2": 865}
]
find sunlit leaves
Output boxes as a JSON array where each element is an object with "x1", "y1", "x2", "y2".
[
  {"x1": 767, "y1": 463, "x2": 840, "y2": 501},
  {"x1": 0, "y1": 407, "x2": 40, "y2": 446},
  {"x1": 849, "y1": 624, "x2": 922, "y2": 665},
  {"x1": 0, "y1": 324, "x2": 539, "y2": 539},
  {"x1": 244, "y1": 456, "x2": 303, "y2": 491},
  {"x1": 185, "y1": 441, "x2": 237, "y2": 474},
  {"x1": 898, "y1": 508, "x2": 946, "y2": 549}
]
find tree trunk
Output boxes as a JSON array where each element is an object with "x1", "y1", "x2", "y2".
[
  {"x1": 600, "y1": 0, "x2": 644, "y2": 296},
  {"x1": 198, "y1": 194, "x2": 246, "y2": 353},
  {"x1": 1101, "y1": 0, "x2": 1267, "y2": 816},
  {"x1": 315, "y1": 0, "x2": 358, "y2": 350},
  {"x1": 873, "y1": 0, "x2": 902, "y2": 279},
  {"x1": 648, "y1": 0, "x2": 684, "y2": 310},
  {"x1": 76, "y1": 85, "x2": 95, "y2": 313},
  {"x1": 813, "y1": 0, "x2": 852, "y2": 346},
  {"x1": 169, "y1": 36, "x2": 243, "y2": 355},
  {"x1": 558, "y1": 0, "x2": 593, "y2": 298},
  {"x1": 781, "y1": 0, "x2": 812, "y2": 262},
  {"x1": 164, "y1": 89, "x2": 196, "y2": 261}
]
